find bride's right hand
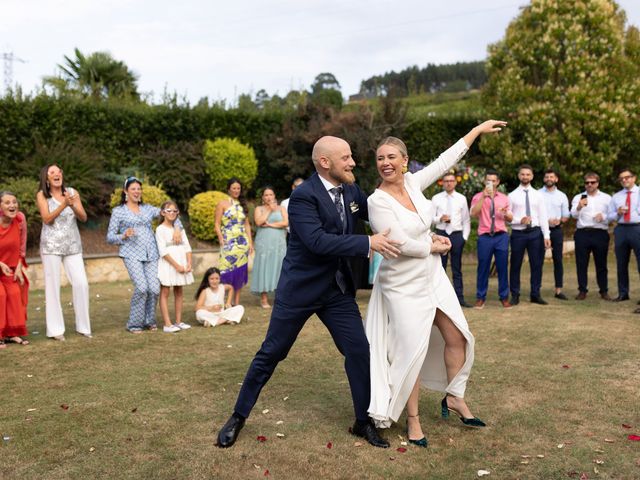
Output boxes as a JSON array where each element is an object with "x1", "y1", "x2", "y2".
[{"x1": 431, "y1": 239, "x2": 451, "y2": 255}]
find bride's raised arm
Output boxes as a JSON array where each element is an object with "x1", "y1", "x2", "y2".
[{"x1": 412, "y1": 119, "x2": 507, "y2": 192}]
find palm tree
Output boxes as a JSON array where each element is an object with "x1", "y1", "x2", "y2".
[{"x1": 44, "y1": 48, "x2": 139, "y2": 100}]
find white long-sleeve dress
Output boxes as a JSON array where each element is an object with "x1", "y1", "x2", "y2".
[{"x1": 365, "y1": 138, "x2": 475, "y2": 428}]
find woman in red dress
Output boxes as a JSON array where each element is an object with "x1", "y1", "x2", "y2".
[{"x1": 0, "y1": 191, "x2": 29, "y2": 347}]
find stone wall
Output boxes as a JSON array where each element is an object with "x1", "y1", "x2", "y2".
[{"x1": 25, "y1": 250, "x2": 220, "y2": 290}]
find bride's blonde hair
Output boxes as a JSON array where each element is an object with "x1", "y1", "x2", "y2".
[{"x1": 377, "y1": 136, "x2": 408, "y2": 158}]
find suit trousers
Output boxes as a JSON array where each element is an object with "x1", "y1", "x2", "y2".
[
  {"x1": 436, "y1": 230, "x2": 466, "y2": 302},
  {"x1": 42, "y1": 253, "x2": 91, "y2": 337},
  {"x1": 549, "y1": 226, "x2": 564, "y2": 289},
  {"x1": 234, "y1": 283, "x2": 371, "y2": 422},
  {"x1": 574, "y1": 228, "x2": 609, "y2": 294},
  {"x1": 510, "y1": 228, "x2": 544, "y2": 298},
  {"x1": 613, "y1": 224, "x2": 640, "y2": 297},
  {"x1": 122, "y1": 257, "x2": 160, "y2": 331},
  {"x1": 476, "y1": 232, "x2": 509, "y2": 301}
]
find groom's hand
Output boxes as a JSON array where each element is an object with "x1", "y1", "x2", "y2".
[{"x1": 370, "y1": 229, "x2": 401, "y2": 259}]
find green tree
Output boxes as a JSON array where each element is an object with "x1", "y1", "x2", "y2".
[
  {"x1": 44, "y1": 48, "x2": 139, "y2": 100},
  {"x1": 310, "y1": 72, "x2": 343, "y2": 110},
  {"x1": 481, "y1": 0, "x2": 640, "y2": 193},
  {"x1": 202, "y1": 138, "x2": 258, "y2": 191}
]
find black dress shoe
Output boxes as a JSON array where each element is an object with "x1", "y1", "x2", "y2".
[
  {"x1": 530, "y1": 296, "x2": 548, "y2": 305},
  {"x1": 216, "y1": 414, "x2": 246, "y2": 448},
  {"x1": 351, "y1": 420, "x2": 389, "y2": 448},
  {"x1": 554, "y1": 292, "x2": 568, "y2": 300},
  {"x1": 511, "y1": 295, "x2": 520, "y2": 305},
  {"x1": 459, "y1": 300, "x2": 472, "y2": 308},
  {"x1": 612, "y1": 295, "x2": 630, "y2": 302}
]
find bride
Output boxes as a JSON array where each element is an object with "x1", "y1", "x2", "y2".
[{"x1": 365, "y1": 120, "x2": 507, "y2": 447}]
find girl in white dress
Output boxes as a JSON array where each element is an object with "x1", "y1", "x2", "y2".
[
  {"x1": 195, "y1": 267, "x2": 244, "y2": 326},
  {"x1": 156, "y1": 201, "x2": 194, "y2": 333},
  {"x1": 366, "y1": 120, "x2": 506, "y2": 447}
]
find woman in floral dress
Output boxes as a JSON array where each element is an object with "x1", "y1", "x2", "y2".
[{"x1": 214, "y1": 178, "x2": 253, "y2": 306}]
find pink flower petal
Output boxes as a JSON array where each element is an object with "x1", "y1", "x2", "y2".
[
  {"x1": 326, "y1": 442, "x2": 333, "y2": 449},
  {"x1": 628, "y1": 434, "x2": 640, "y2": 441},
  {"x1": 256, "y1": 435, "x2": 267, "y2": 442},
  {"x1": 396, "y1": 447, "x2": 407, "y2": 453}
]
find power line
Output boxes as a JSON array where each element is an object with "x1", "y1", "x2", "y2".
[{"x1": 1, "y1": 51, "x2": 27, "y2": 92}]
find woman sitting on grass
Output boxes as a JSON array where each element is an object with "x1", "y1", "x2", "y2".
[{"x1": 195, "y1": 267, "x2": 244, "y2": 327}]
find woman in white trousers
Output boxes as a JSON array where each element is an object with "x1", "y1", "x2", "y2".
[{"x1": 36, "y1": 164, "x2": 91, "y2": 340}]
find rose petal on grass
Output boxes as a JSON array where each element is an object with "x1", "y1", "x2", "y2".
[
  {"x1": 593, "y1": 467, "x2": 599, "y2": 475},
  {"x1": 628, "y1": 435, "x2": 640, "y2": 441},
  {"x1": 95, "y1": 294, "x2": 100, "y2": 298},
  {"x1": 26, "y1": 408, "x2": 37, "y2": 412},
  {"x1": 326, "y1": 442, "x2": 332, "y2": 449},
  {"x1": 27, "y1": 375, "x2": 33, "y2": 378},
  {"x1": 622, "y1": 424, "x2": 632, "y2": 429},
  {"x1": 593, "y1": 459, "x2": 604, "y2": 465},
  {"x1": 593, "y1": 449, "x2": 604, "y2": 453},
  {"x1": 2, "y1": 436, "x2": 10, "y2": 442},
  {"x1": 389, "y1": 457, "x2": 395, "y2": 461},
  {"x1": 264, "y1": 469, "x2": 269, "y2": 476},
  {"x1": 31, "y1": 331, "x2": 39, "y2": 335},
  {"x1": 520, "y1": 461, "x2": 529, "y2": 465},
  {"x1": 227, "y1": 345, "x2": 233, "y2": 348},
  {"x1": 256, "y1": 435, "x2": 267, "y2": 442},
  {"x1": 353, "y1": 441, "x2": 363, "y2": 447},
  {"x1": 89, "y1": 447, "x2": 95, "y2": 452},
  {"x1": 276, "y1": 433, "x2": 285, "y2": 438},
  {"x1": 557, "y1": 443, "x2": 565, "y2": 449},
  {"x1": 536, "y1": 455, "x2": 545, "y2": 458},
  {"x1": 579, "y1": 474, "x2": 588, "y2": 480},
  {"x1": 253, "y1": 464, "x2": 260, "y2": 469},
  {"x1": 400, "y1": 441, "x2": 407, "y2": 446},
  {"x1": 60, "y1": 404, "x2": 69, "y2": 410},
  {"x1": 604, "y1": 438, "x2": 615, "y2": 443},
  {"x1": 283, "y1": 396, "x2": 289, "y2": 401},
  {"x1": 396, "y1": 447, "x2": 407, "y2": 453},
  {"x1": 131, "y1": 408, "x2": 137, "y2": 413},
  {"x1": 562, "y1": 365, "x2": 570, "y2": 369},
  {"x1": 477, "y1": 470, "x2": 491, "y2": 477},
  {"x1": 276, "y1": 420, "x2": 283, "y2": 425},
  {"x1": 262, "y1": 409, "x2": 269, "y2": 414},
  {"x1": 521, "y1": 455, "x2": 531, "y2": 458}
]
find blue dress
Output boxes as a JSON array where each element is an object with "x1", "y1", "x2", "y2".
[{"x1": 250, "y1": 210, "x2": 287, "y2": 294}]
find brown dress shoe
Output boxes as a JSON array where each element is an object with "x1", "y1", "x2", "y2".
[
  {"x1": 474, "y1": 299, "x2": 485, "y2": 309},
  {"x1": 500, "y1": 299, "x2": 512, "y2": 308},
  {"x1": 600, "y1": 293, "x2": 613, "y2": 301},
  {"x1": 575, "y1": 292, "x2": 587, "y2": 300}
]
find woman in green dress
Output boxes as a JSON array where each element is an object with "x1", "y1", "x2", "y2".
[
  {"x1": 215, "y1": 178, "x2": 253, "y2": 306},
  {"x1": 250, "y1": 186, "x2": 288, "y2": 308}
]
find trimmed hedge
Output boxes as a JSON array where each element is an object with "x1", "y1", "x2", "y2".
[{"x1": 188, "y1": 191, "x2": 229, "y2": 241}]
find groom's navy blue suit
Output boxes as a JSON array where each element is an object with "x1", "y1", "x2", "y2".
[{"x1": 234, "y1": 172, "x2": 372, "y2": 421}]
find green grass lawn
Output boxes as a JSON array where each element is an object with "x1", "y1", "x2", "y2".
[{"x1": 1, "y1": 258, "x2": 639, "y2": 479}]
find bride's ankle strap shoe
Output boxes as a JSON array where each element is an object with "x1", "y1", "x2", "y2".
[
  {"x1": 441, "y1": 396, "x2": 486, "y2": 428},
  {"x1": 406, "y1": 414, "x2": 428, "y2": 448}
]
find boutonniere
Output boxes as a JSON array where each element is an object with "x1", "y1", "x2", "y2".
[{"x1": 349, "y1": 201, "x2": 359, "y2": 213}]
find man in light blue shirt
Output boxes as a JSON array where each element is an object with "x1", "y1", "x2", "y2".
[
  {"x1": 607, "y1": 167, "x2": 640, "y2": 312},
  {"x1": 539, "y1": 168, "x2": 570, "y2": 300}
]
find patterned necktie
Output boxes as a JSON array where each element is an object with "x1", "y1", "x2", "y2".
[
  {"x1": 330, "y1": 186, "x2": 345, "y2": 232},
  {"x1": 489, "y1": 196, "x2": 495, "y2": 235},
  {"x1": 624, "y1": 190, "x2": 632, "y2": 223},
  {"x1": 445, "y1": 194, "x2": 453, "y2": 235},
  {"x1": 524, "y1": 189, "x2": 531, "y2": 229}
]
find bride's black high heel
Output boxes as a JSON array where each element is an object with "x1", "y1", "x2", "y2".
[
  {"x1": 441, "y1": 395, "x2": 486, "y2": 428},
  {"x1": 406, "y1": 414, "x2": 428, "y2": 448}
]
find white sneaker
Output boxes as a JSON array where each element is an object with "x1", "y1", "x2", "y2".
[
  {"x1": 163, "y1": 325, "x2": 180, "y2": 333},
  {"x1": 175, "y1": 322, "x2": 191, "y2": 330}
]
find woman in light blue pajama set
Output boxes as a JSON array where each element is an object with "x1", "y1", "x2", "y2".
[{"x1": 107, "y1": 177, "x2": 182, "y2": 333}]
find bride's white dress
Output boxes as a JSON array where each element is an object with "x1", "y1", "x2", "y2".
[{"x1": 365, "y1": 138, "x2": 475, "y2": 428}]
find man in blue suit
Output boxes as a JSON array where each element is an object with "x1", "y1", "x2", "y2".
[{"x1": 216, "y1": 136, "x2": 400, "y2": 448}]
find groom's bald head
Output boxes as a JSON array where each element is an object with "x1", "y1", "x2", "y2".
[{"x1": 311, "y1": 136, "x2": 356, "y2": 185}]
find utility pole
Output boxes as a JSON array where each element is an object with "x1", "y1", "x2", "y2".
[{"x1": 1, "y1": 51, "x2": 27, "y2": 92}]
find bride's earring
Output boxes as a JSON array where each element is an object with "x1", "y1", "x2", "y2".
[{"x1": 402, "y1": 164, "x2": 408, "y2": 174}]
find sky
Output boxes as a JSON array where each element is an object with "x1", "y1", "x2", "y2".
[{"x1": 2, "y1": 0, "x2": 639, "y2": 105}]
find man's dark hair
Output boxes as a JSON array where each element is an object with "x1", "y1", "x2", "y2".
[
  {"x1": 485, "y1": 169, "x2": 500, "y2": 180},
  {"x1": 618, "y1": 167, "x2": 635, "y2": 177},
  {"x1": 544, "y1": 168, "x2": 558, "y2": 176},
  {"x1": 518, "y1": 164, "x2": 534, "y2": 173}
]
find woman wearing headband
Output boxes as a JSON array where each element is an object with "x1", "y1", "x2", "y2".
[{"x1": 107, "y1": 177, "x2": 183, "y2": 333}]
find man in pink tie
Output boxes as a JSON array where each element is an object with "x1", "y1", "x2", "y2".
[{"x1": 607, "y1": 167, "x2": 640, "y2": 312}]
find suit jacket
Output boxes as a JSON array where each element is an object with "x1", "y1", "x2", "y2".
[{"x1": 276, "y1": 172, "x2": 370, "y2": 307}]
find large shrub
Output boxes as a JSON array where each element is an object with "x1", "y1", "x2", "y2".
[
  {"x1": 0, "y1": 177, "x2": 40, "y2": 240},
  {"x1": 188, "y1": 190, "x2": 228, "y2": 241},
  {"x1": 203, "y1": 138, "x2": 258, "y2": 191},
  {"x1": 109, "y1": 183, "x2": 170, "y2": 210}
]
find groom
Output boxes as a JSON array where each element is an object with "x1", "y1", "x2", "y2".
[{"x1": 216, "y1": 136, "x2": 400, "y2": 448}]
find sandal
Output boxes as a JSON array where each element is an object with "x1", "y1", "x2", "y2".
[{"x1": 7, "y1": 336, "x2": 29, "y2": 346}]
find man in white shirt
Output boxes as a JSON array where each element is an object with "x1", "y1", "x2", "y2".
[
  {"x1": 570, "y1": 172, "x2": 613, "y2": 301},
  {"x1": 508, "y1": 164, "x2": 551, "y2": 305},
  {"x1": 606, "y1": 167, "x2": 640, "y2": 311},
  {"x1": 433, "y1": 172, "x2": 472, "y2": 307},
  {"x1": 281, "y1": 178, "x2": 304, "y2": 236},
  {"x1": 539, "y1": 168, "x2": 570, "y2": 300}
]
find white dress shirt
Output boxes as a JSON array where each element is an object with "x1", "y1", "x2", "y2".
[
  {"x1": 508, "y1": 184, "x2": 550, "y2": 239},
  {"x1": 281, "y1": 197, "x2": 291, "y2": 232},
  {"x1": 539, "y1": 186, "x2": 570, "y2": 224},
  {"x1": 570, "y1": 190, "x2": 612, "y2": 230},
  {"x1": 607, "y1": 185, "x2": 640, "y2": 224},
  {"x1": 432, "y1": 190, "x2": 471, "y2": 240}
]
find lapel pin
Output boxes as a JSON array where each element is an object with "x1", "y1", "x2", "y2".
[{"x1": 349, "y1": 201, "x2": 359, "y2": 213}]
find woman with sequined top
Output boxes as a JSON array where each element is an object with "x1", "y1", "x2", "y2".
[
  {"x1": 36, "y1": 164, "x2": 92, "y2": 341},
  {"x1": 107, "y1": 177, "x2": 183, "y2": 333}
]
